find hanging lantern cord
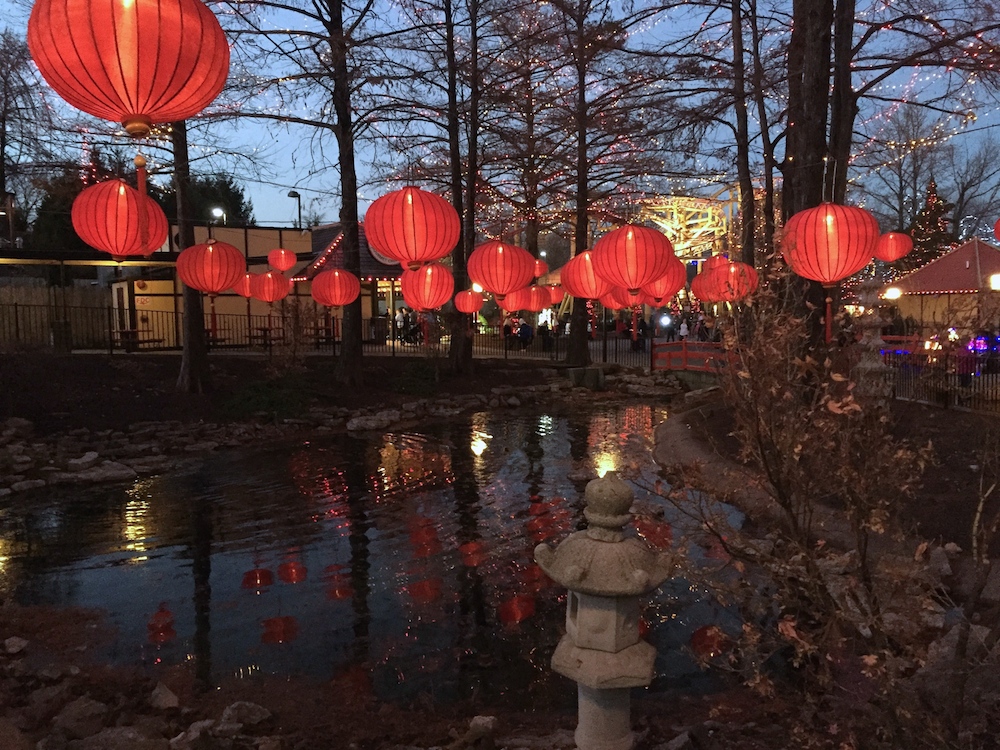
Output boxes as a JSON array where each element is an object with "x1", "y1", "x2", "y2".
[
  {"x1": 825, "y1": 286, "x2": 834, "y2": 344},
  {"x1": 134, "y1": 154, "x2": 149, "y2": 253}
]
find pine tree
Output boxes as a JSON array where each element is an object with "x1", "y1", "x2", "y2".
[{"x1": 902, "y1": 179, "x2": 955, "y2": 272}]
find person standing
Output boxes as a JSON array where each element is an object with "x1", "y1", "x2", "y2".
[{"x1": 679, "y1": 319, "x2": 689, "y2": 341}]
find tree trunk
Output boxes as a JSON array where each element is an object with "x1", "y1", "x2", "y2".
[
  {"x1": 173, "y1": 120, "x2": 211, "y2": 394},
  {"x1": 329, "y1": 0, "x2": 363, "y2": 387},
  {"x1": 783, "y1": 0, "x2": 833, "y2": 218},
  {"x1": 827, "y1": 0, "x2": 858, "y2": 204},
  {"x1": 448, "y1": 0, "x2": 475, "y2": 375},
  {"x1": 749, "y1": 0, "x2": 777, "y2": 255},
  {"x1": 566, "y1": 1, "x2": 591, "y2": 367},
  {"x1": 732, "y1": 0, "x2": 755, "y2": 266}
]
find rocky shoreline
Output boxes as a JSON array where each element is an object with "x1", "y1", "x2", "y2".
[{"x1": 0, "y1": 369, "x2": 684, "y2": 498}]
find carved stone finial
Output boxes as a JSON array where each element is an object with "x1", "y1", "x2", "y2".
[{"x1": 583, "y1": 472, "x2": 633, "y2": 539}]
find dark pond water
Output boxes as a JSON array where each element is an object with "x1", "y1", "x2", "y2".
[{"x1": 0, "y1": 402, "x2": 742, "y2": 709}]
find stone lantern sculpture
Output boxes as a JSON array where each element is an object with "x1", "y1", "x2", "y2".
[{"x1": 534, "y1": 472, "x2": 673, "y2": 750}]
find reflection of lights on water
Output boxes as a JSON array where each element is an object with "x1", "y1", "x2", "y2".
[
  {"x1": 471, "y1": 435, "x2": 489, "y2": 456},
  {"x1": 123, "y1": 497, "x2": 150, "y2": 562},
  {"x1": 537, "y1": 415, "x2": 554, "y2": 435},
  {"x1": 234, "y1": 663, "x2": 261, "y2": 679}
]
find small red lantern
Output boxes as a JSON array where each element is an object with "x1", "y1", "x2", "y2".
[
  {"x1": 527, "y1": 285, "x2": 550, "y2": 312},
  {"x1": 467, "y1": 241, "x2": 536, "y2": 300},
  {"x1": 690, "y1": 270, "x2": 719, "y2": 303},
  {"x1": 498, "y1": 286, "x2": 531, "y2": 312},
  {"x1": 72, "y1": 180, "x2": 168, "y2": 259},
  {"x1": 268, "y1": 248, "x2": 297, "y2": 272},
  {"x1": 454, "y1": 289, "x2": 485, "y2": 314},
  {"x1": 401, "y1": 262, "x2": 454, "y2": 310},
  {"x1": 599, "y1": 286, "x2": 633, "y2": 310},
  {"x1": 592, "y1": 225, "x2": 674, "y2": 294},
  {"x1": 28, "y1": 0, "x2": 230, "y2": 137},
  {"x1": 783, "y1": 202, "x2": 878, "y2": 284},
  {"x1": 873, "y1": 232, "x2": 914, "y2": 263},
  {"x1": 311, "y1": 269, "x2": 360, "y2": 307},
  {"x1": 176, "y1": 240, "x2": 245, "y2": 295},
  {"x1": 715, "y1": 262, "x2": 759, "y2": 302},
  {"x1": 641, "y1": 255, "x2": 686, "y2": 303},
  {"x1": 364, "y1": 186, "x2": 459, "y2": 270},
  {"x1": 233, "y1": 272, "x2": 255, "y2": 298},
  {"x1": 559, "y1": 251, "x2": 611, "y2": 300},
  {"x1": 251, "y1": 270, "x2": 292, "y2": 304},
  {"x1": 546, "y1": 285, "x2": 565, "y2": 306},
  {"x1": 534, "y1": 258, "x2": 549, "y2": 278}
]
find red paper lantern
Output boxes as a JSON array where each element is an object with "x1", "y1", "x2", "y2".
[
  {"x1": 311, "y1": 269, "x2": 360, "y2": 307},
  {"x1": 28, "y1": 0, "x2": 230, "y2": 137},
  {"x1": 715, "y1": 262, "x2": 759, "y2": 302},
  {"x1": 268, "y1": 248, "x2": 297, "y2": 272},
  {"x1": 690, "y1": 269, "x2": 721, "y2": 303},
  {"x1": 873, "y1": 232, "x2": 914, "y2": 263},
  {"x1": 783, "y1": 203, "x2": 878, "y2": 284},
  {"x1": 559, "y1": 251, "x2": 611, "y2": 300},
  {"x1": 261, "y1": 615, "x2": 299, "y2": 645},
  {"x1": 498, "y1": 286, "x2": 531, "y2": 312},
  {"x1": 241, "y1": 567, "x2": 274, "y2": 589},
  {"x1": 454, "y1": 289, "x2": 485, "y2": 314},
  {"x1": 641, "y1": 255, "x2": 686, "y2": 303},
  {"x1": 599, "y1": 286, "x2": 634, "y2": 310},
  {"x1": 467, "y1": 241, "x2": 535, "y2": 300},
  {"x1": 994, "y1": 218, "x2": 1000, "y2": 243},
  {"x1": 71, "y1": 180, "x2": 168, "y2": 259},
  {"x1": 233, "y1": 272, "x2": 255, "y2": 298},
  {"x1": 278, "y1": 560, "x2": 307, "y2": 584},
  {"x1": 364, "y1": 186, "x2": 459, "y2": 270},
  {"x1": 401, "y1": 262, "x2": 454, "y2": 310},
  {"x1": 592, "y1": 225, "x2": 674, "y2": 294},
  {"x1": 527, "y1": 285, "x2": 550, "y2": 312},
  {"x1": 251, "y1": 270, "x2": 292, "y2": 304},
  {"x1": 546, "y1": 285, "x2": 565, "y2": 306},
  {"x1": 534, "y1": 258, "x2": 549, "y2": 278},
  {"x1": 176, "y1": 240, "x2": 245, "y2": 295}
]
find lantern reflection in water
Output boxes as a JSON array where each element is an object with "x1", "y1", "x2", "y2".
[
  {"x1": 261, "y1": 616, "x2": 299, "y2": 645},
  {"x1": 373, "y1": 433, "x2": 453, "y2": 501},
  {"x1": 147, "y1": 603, "x2": 175, "y2": 645},
  {"x1": 323, "y1": 564, "x2": 354, "y2": 601},
  {"x1": 587, "y1": 405, "x2": 662, "y2": 478}
]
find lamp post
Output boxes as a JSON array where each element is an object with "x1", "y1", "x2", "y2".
[
  {"x1": 211, "y1": 207, "x2": 226, "y2": 226},
  {"x1": 288, "y1": 190, "x2": 302, "y2": 229}
]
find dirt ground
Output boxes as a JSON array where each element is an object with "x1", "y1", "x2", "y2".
[{"x1": 1, "y1": 351, "x2": 997, "y2": 748}]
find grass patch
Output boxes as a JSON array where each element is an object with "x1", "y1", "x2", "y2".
[
  {"x1": 220, "y1": 375, "x2": 309, "y2": 420},
  {"x1": 390, "y1": 360, "x2": 440, "y2": 397}
]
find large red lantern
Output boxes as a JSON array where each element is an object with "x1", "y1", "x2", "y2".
[
  {"x1": 176, "y1": 240, "x2": 245, "y2": 295},
  {"x1": 454, "y1": 289, "x2": 484, "y2": 314},
  {"x1": 268, "y1": 248, "x2": 297, "y2": 273},
  {"x1": 783, "y1": 203, "x2": 878, "y2": 284},
  {"x1": 401, "y1": 262, "x2": 454, "y2": 310},
  {"x1": 251, "y1": 270, "x2": 292, "y2": 304},
  {"x1": 641, "y1": 255, "x2": 686, "y2": 303},
  {"x1": 546, "y1": 285, "x2": 565, "y2": 306},
  {"x1": 559, "y1": 251, "x2": 611, "y2": 300},
  {"x1": 599, "y1": 286, "x2": 634, "y2": 310},
  {"x1": 499, "y1": 286, "x2": 531, "y2": 312},
  {"x1": 873, "y1": 232, "x2": 914, "y2": 263},
  {"x1": 28, "y1": 0, "x2": 230, "y2": 137},
  {"x1": 71, "y1": 180, "x2": 168, "y2": 259},
  {"x1": 311, "y1": 269, "x2": 360, "y2": 308},
  {"x1": 690, "y1": 270, "x2": 720, "y2": 303},
  {"x1": 467, "y1": 241, "x2": 535, "y2": 300},
  {"x1": 527, "y1": 285, "x2": 550, "y2": 312},
  {"x1": 364, "y1": 186, "x2": 459, "y2": 270},
  {"x1": 592, "y1": 225, "x2": 674, "y2": 294}
]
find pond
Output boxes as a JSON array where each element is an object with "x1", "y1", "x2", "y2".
[{"x1": 0, "y1": 402, "x2": 742, "y2": 709}]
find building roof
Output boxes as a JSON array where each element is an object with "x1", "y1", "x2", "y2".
[
  {"x1": 888, "y1": 237, "x2": 1000, "y2": 295},
  {"x1": 298, "y1": 222, "x2": 402, "y2": 281}
]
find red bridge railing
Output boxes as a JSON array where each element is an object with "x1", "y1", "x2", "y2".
[{"x1": 651, "y1": 340, "x2": 731, "y2": 372}]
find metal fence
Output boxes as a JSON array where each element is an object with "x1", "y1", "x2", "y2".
[
  {"x1": 0, "y1": 303, "x2": 655, "y2": 369},
  {"x1": 884, "y1": 350, "x2": 1000, "y2": 413}
]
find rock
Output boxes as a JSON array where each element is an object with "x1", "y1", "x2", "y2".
[
  {"x1": 66, "y1": 452, "x2": 100, "y2": 471},
  {"x1": 183, "y1": 441, "x2": 219, "y2": 453},
  {"x1": 981, "y1": 561, "x2": 1000, "y2": 604},
  {"x1": 346, "y1": 411, "x2": 400, "y2": 431},
  {"x1": 11, "y1": 479, "x2": 46, "y2": 492},
  {"x1": 53, "y1": 696, "x2": 109, "y2": 740},
  {"x1": 4, "y1": 417, "x2": 34, "y2": 436},
  {"x1": 497, "y1": 729, "x2": 576, "y2": 749},
  {"x1": 4, "y1": 636, "x2": 28, "y2": 654},
  {"x1": 220, "y1": 701, "x2": 271, "y2": 726},
  {"x1": 658, "y1": 731, "x2": 694, "y2": 750},
  {"x1": 169, "y1": 719, "x2": 215, "y2": 749},
  {"x1": 67, "y1": 727, "x2": 169, "y2": 750},
  {"x1": 928, "y1": 546, "x2": 952, "y2": 577},
  {"x1": 0, "y1": 717, "x2": 31, "y2": 750},
  {"x1": 505, "y1": 396, "x2": 521, "y2": 407},
  {"x1": 149, "y1": 682, "x2": 179, "y2": 710},
  {"x1": 212, "y1": 722, "x2": 243, "y2": 738},
  {"x1": 255, "y1": 739, "x2": 282, "y2": 750}
]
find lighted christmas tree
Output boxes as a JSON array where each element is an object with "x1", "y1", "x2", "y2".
[{"x1": 902, "y1": 179, "x2": 955, "y2": 272}]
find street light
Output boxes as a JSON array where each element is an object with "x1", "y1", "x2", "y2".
[
  {"x1": 211, "y1": 207, "x2": 226, "y2": 226},
  {"x1": 287, "y1": 190, "x2": 302, "y2": 229}
]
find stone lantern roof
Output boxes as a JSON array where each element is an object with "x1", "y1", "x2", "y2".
[{"x1": 534, "y1": 472, "x2": 673, "y2": 597}]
